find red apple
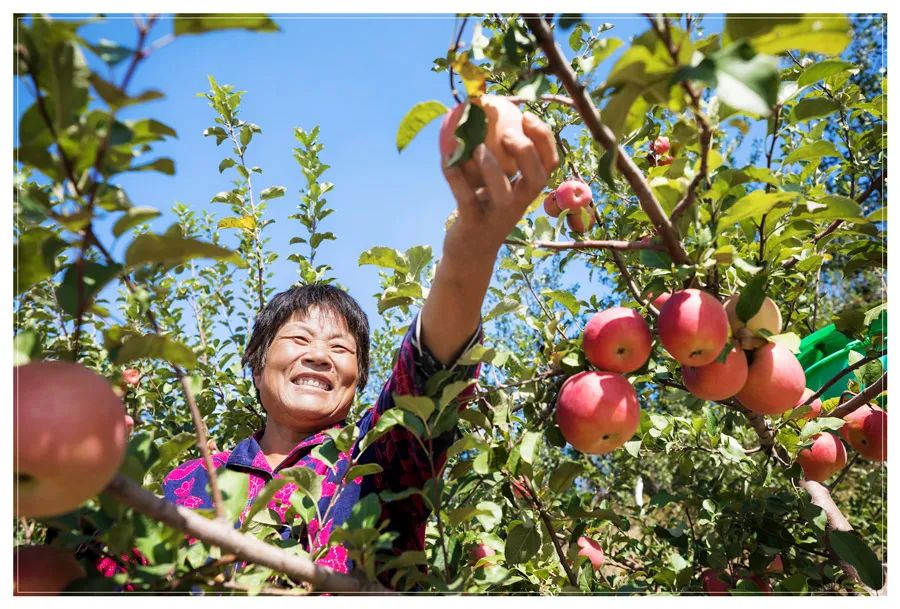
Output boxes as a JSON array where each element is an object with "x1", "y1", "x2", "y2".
[
  {"x1": 650, "y1": 292, "x2": 672, "y2": 310},
  {"x1": 700, "y1": 568, "x2": 731, "y2": 595},
  {"x1": 122, "y1": 368, "x2": 142, "y2": 387},
  {"x1": 543, "y1": 191, "x2": 561, "y2": 217},
  {"x1": 652, "y1": 136, "x2": 670, "y2": 155},
  {"x1": 555, "y1": 179, "x2": 593, "y2": 212},
  {"x1": 582, "y1": 307, "x2": 652, "y2": 374},
  {"x1": 15, "y1": 361, "x2": 128, "y2": 518},
  {"x1": 841, "y1": 404, "x2": 886, "y2": 461},
  {"x1": 797, "y1": 433, "x2": 847, "y2": 482},
  {"x1": 682, "y1": 343, "x2": 749, "y2": 401},
  {"x1": 735, "y1": 343, "x2": 806, "y2": 415},
  {"x1": 657, "y1": 289, "x2": 729, "y2": 367},
  {"x1": 14, "y1": 545, "x2": 86, "y2": 595},
  {"x1": 556, "y1": 371, "x2": 641, "y2": 454},
  {"x1": 439, "y1": 95, "x2": 524, "y2": 188},
  {"x1": 724, "y1": 295, "x2": 783, "y2": 337},
  {"x1": 566, "y1": 207, "x2": 596, "y2": 233},
  {"x1": 576, "y1": 536, "x2": 605, "y2": 571},
  {"x1": 793, "y1": 388, "x2": 822, "y2": 420},
  {"x1": 469, "y1": 543, "x2": 496, "y2": 563},
  {"x1": 767, "y1": 554, "x2": 784, "y2": 574}
]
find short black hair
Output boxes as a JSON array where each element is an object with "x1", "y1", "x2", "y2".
[{"x1": 242, "y1": 284, "x2": 371, "y2": 400}]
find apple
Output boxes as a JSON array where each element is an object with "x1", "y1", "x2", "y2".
[
  {"x1": 14, "y1": 545, "x2": 86, "y2": 594},
  {"x1": 652, "y1": 136, "x2": 670, "y2": 155},
  {"x1": 555, "y1": 179, "x2": 593, "y2": 212},
  {"x1": 650, "y1": 292, "x2": 672, "y2": 310},
  {"x1": 543, "y1": 191, "x2": 561, "y2": 217},
  {"x1": 576, "y1": 536, "x2": 605, "y2": 571},
  {"x1": 657, "y1": 155, "x2": 673, "y2": 166},
  {"x1": 797, "y1": 433, "x2": 847, "y2": 482},
  {"x1": 700, "y1": 568, "x2": 731, "y2": 595},
  {"x1": 724, "y1": 295, "x2": 783, "y2": 337},
  {"x1": 841, "y1": 404, "x2": 886, "y2": 461},
  {"x1": 15, "y1": 361, "x2": 128, "y2": 518},
  {"x1": 767, "y1": 554, "x2": 784, "y2": 574},
  {"x1": 793, "y1": 388, "x2": 822, "y2": 420},
  {"x1": 122, "y1": 368, "x2": 142, "y2": 387},
  {"x1": 746, "y1": 575, "x2": 773, "y2": 594},
  {"x1": 582, "y1": 307, "x2": 652, "y2": 374},
  {"x1": 657, "y1": 289, "x2": 729, "y2": 367},
  {"x1": 682, "y1": 343, "x2": 749, "y2": 401},
  {"x1": 735, "y1": 343, "x2": 806, "y2": 415},
  {"x1": 439, "y1": 95, "x2": 524, "y2": 188},
  {"x1": 566, "y1": 207, "x2": 596, "y2": 233},
  {"x1": 556, "y1": 371, "x2": 641, "y2": 454},
  {"x1": 469, "y1": 543, "x2": 496, "y2": 563}
]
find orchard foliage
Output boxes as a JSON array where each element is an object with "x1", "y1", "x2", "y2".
[{"x1": 14, "y1": 13, "x2": 885, "y2": 595}]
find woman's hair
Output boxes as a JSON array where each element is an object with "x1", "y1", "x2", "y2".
[{"x1": 242, "y1": 283, "x2": 371, "y2": 397}]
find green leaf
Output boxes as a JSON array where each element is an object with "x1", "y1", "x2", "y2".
[
  {"x1": 173, "y1": 14, "x2": 280, "y2": 36},
  {"x1": 241, "y1": 478, "x2": 291, "y2": 530},
  {"x1": 125, "y1": 233, "x2": 245, "y2": 269},
  {"x1": 446, "y1": 102, "x2": 486, "y2": 167},
  {"x1": 519, "y1": 431, "x2": 541, "y2": 465},
  {"x1": 676, "y1": 42, "x2": 778, "y2": 116},
  {"x1": 474, "y1": 501, "x2": 503, "y2": 530},
  {"x1": 259, "y1": 186, "x2": 286, "y2": 201},
  {"x1": 548, "y1": 462, "x2": 584, "y2": 493},
  {"x1": 543, "y1": 289, "x2": 581, "y2": 316},
  {"x1": 740, "y1": 15, "x2": 851, "y2": 56},
  {"x1": 505, "y1": 521, "x2": 542, "y2": 564},
  {"x1": 794, "y1": 195, "x2": 863, "y2": 222},
  {"x1": 736, "y1": 274, "x2": 767, "y2": 323},
  {"x1": 828, "y1": 530, "x2": 884, "y2": 590},
  {"x1": 55, "y1": 261, "x2": 123, "y2": 317},
  {"x1": 217, "y1": 216, "x2": 257, "y2": 231},
  {"x1": 15, "y1": 228, "x2": 67, "y2": 295},
  {"x1": 791, "y1": 97, "x2": 841, "y2": 122},
  {"x1": 218, "y1": 158, "x2": 236, "y2": 173},
  {"x1": 797, "y1": 60, "x2": 857, "y2": 88},
  {"x1": 146, "y1": 433, "x2": 197, "y2": 481},
  {"x1": 719, "y1": 190, "x2": 797, "y2": 226},
  {"x1": 217, "y1": 469, "x2": 250, "y2": 522},
  {"x1": 128, "y1": 157, "x2": 175, "y2": 175},
  {"x1": 783, "y1": 141, "x2": 843, "y2": 165},
  {"x1": 768, "y1": 332, "x2": 801, "y2": 353},
  {"x1": 13, "y1": 330, "x2": 42, "y2": 366},
  {"x1": 395, "y1": 395, "x2": 435, "y2": 423},
  {"x1": 396, "y1": 100, "x2": 448, "y2": 153},
  {"x1": 345, "y1": 463, "x2": 383, "y2": 482},
  {"x1": 115, "y1": 334, "x2": 198, "y2": 368},
  {"x1": 113, "y1": 207, "x2": 161, "y2": 237},
  {"x1": 358, "y1": 246, "x2": 408, "y2": 273},
  {"x1": 88, "y1": 38, "x2": 133, "y2": 67},
  {"x1": 623, "y1": 439, "x2": 642, "y2": 458}
]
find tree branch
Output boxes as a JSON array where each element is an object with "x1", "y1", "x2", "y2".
[
  {"x1": 505, "y1": 238, "x2": 665, "y2": 252},
  {"x1": 803, "y1": 352, "x2": 886, "y2": 407},
  {"x1": 829, "y1": 373, "x2": 887, "y2": 419},
  {"x1": 523, "y1": 15, "x2": 692, "y2": 266},
  {"x1": 520, "y1": 476, "x2": 578, "y2": 587},
  {"x1": 104, "y1": 474, "x2": 386, "y2": 593}
]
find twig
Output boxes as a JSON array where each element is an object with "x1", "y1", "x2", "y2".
[
  {"x1": 506, "y1": 93, "x2": 576, "y2": 107},
  {"x1": 610, "y1": 250, "x2": 659, "y2": 316},
  {"x1": 505, "y1": 238, "x2": 665, "y2": 252},
  {"x1": 448, "y1": 16, "x2": 468, "y2": 104},
  {"x1": 827, "y1": 453, "x2": 860, "y2": 492},
  {"x1": 103, "y1": 473, "x2": 386, "y2": 593},
  {"x1": 830, "y1": 373, "x2": 887, "y2": 419},
  {"x1": 804, "y1": 352, "x2": 886, "y2": 407},
  {"x1": 523, "y1": 15, "x2": 692, "y2": 266},
  {"x1": 520, "y1": 476, "x2": 578, "y2": 587}
]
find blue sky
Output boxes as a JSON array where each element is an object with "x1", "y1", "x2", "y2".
[{"x1": 16, "y1": 14, "x2": 716, "y2": 330}]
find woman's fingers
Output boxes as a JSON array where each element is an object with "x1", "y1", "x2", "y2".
[
  {"x1": 522, "y1": 111, "x2": 559, "y2": 175},
  {"x1": 441, "y1": 154, "x2": 479, "y2": 217},
  {"x1": 502, "y1": 130, "x2": 548, "y2": 205},
  {"x1": 474, "y1": 144, "x2": 514, "y2": 208}
]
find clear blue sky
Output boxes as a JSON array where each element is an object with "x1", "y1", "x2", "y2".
[{"x1": 17, "y1": 14, "x2": 729, "y2": 329}]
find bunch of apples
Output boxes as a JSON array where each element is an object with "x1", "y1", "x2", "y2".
[
  {"x1": 554, "y1": 289, "x2": 886, "y2": 477},
  {"x1": 542, "y1": 179, "x2": 595, "y2": 234}
]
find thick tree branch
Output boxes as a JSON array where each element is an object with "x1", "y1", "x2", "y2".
[
  {"x1": 104, "y1": 474, "x2": 386, "y2": 593},
  {"x1": 523, "y1": 15, "x2": 692, "y2": 266}
]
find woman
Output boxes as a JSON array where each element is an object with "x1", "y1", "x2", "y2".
[{"x1": 162, "y1": 109, "x2": 558, "y2": 583}]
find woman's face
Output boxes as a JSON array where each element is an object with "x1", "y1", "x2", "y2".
[{"x1": 254, "y1": 306, "x2": 359, "y2": 433}]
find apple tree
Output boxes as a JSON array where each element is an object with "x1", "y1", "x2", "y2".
[{"x1": 14, "y1": 13, "x2": 885, "y2": 595}]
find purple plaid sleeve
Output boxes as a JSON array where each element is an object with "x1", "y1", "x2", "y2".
[{"x1": 357, "y1": 313, "x2": 483, "y2": 557}]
